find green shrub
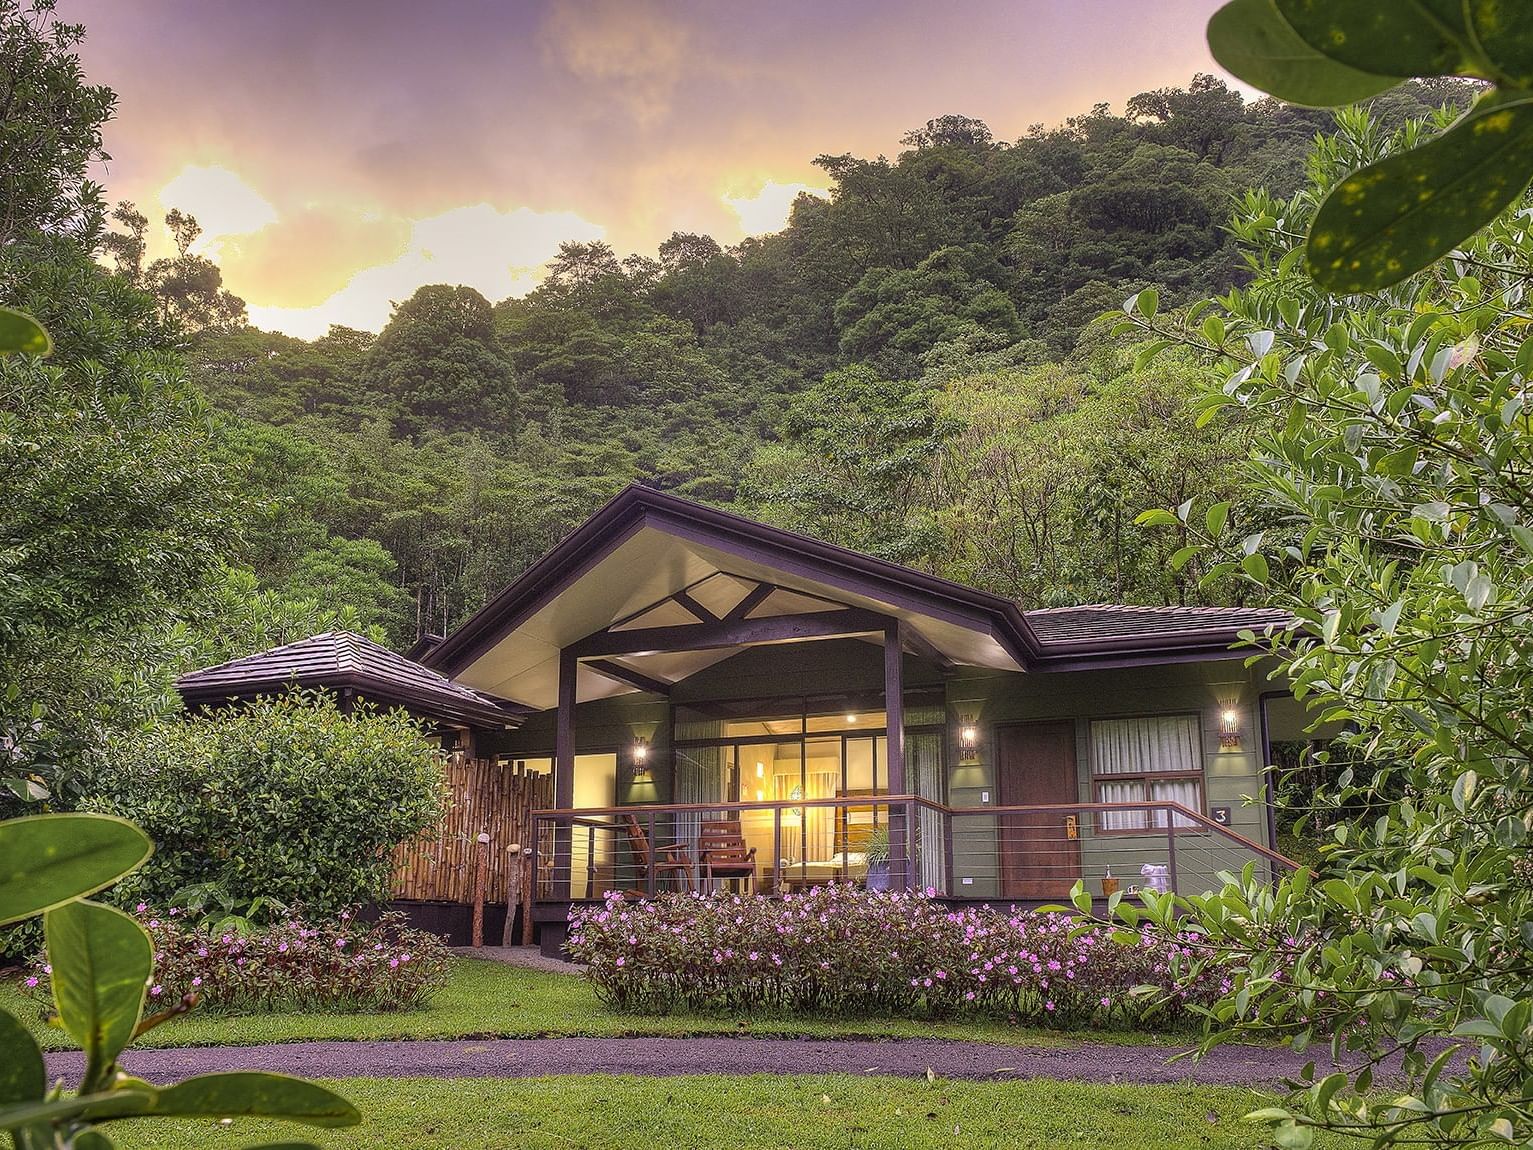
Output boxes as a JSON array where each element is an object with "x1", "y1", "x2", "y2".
[{"x1": 86, "y1": 691, "x2": 446, "y2": 917}]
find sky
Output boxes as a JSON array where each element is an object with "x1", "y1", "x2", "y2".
[{"x1": 66, "y1": 0, "x2": 1233, "y2": 338}]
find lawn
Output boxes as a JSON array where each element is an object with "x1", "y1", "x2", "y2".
[
  {"x1": 109, "y1": 1075, "x2": 1337, "y2": 1150},
  {"x1": 3, "y1": 959, "x2": 1187, "y2": 1050}
]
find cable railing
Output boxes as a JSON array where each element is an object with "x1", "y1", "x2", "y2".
[{"x1": 530, "y1": 795, "x2": 1296, "y2": 905}]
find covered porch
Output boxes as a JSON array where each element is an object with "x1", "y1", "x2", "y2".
[{"x1": 418, "y1": 486, "x2": 1300, "y2": 953}]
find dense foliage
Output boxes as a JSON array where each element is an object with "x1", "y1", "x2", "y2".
[
  {"x1": 568, "y1": 885, "x2": 1220, "y2": 1028},
  {"x1": 22, "y1": 908, "x2": 450, "y2": 1015},
  {"x1": 84, "y1": 693, "x2": 447, "y2": 918},
  {"x1": 173, "y1": 78, "x2": 1473, "y2": 647},
  {"x1": 1119, "y1": 102, "x2": 1533, "y2": 1148}
]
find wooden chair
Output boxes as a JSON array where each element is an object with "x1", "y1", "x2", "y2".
[
  {"x1": 622, "y1": 813, "x2": 694, "y2": 895},
  {"x1": 698, "y1": 819, "x2": 758, "y2": 895}
]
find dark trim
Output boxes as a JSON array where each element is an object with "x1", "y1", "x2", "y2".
[
  {"x1": 402, "y1": 633, "x2": 445, "y2": 662},
  {"x1": 586, "y1": 659, "x2": 673, "y2": 697},
  {"x1": 427, "y1": 509, "x2": 648, "y2": 675},
  {"x1": 570, "y1": 607, "x2": 892, "y2": 658},
  {"x1": 423, "y1": 484, "x2": 1289, "y2": 679},
  {"x1": 1258, "y1": 690, "x2": 1283, "y2": 877}
]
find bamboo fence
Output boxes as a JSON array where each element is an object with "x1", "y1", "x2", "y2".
[{"x1": 391, "y1": 758, "x2": 552, "y2": 904}]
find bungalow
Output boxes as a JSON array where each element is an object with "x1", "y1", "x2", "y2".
[{"x1": 179, "y1": 484, "x2": 1309, "y2": 954}]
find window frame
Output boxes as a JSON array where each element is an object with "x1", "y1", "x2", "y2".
[{"x1": 1088, "y1": 712, "x2": 1207, "y2": 834}]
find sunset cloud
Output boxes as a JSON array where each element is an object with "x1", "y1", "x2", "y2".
[
  {"x1": 247, "y1": 202, "x2": 605, "y2": 339},
  {"x1": 66, "y1": 0, "x2": 1232, "y2": 337},
  {"x1": 723, "y1": 180, "x2": 828, "y2": 238}
]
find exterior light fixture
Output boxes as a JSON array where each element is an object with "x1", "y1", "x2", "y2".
[
  {"x1": 958, "y1": 719, "x2": 980, "y2": 766},
  {"x1": 631, "y1": 738, "x2": 652, "y2": 781},
  {"x1": 845, "y1": 713, "x2": 857, "y2": 725},
  {"x1": 755, "y1": 760, "x2": 765, "y2": 778},
  {"x1": 1219, "y1": 708, "x2": 1241, "y2": 750}
]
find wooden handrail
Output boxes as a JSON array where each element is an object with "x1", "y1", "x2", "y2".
[{"x1": 531, "y1": 795, "x2": 1299, "y2": 872}]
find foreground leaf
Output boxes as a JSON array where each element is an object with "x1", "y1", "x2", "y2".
[
  {"x1": 1308, "y1": 96, "x2": 1533, "y2": 290},
  {"x1": 146, "y1": 1073, "x2": 360, "y2": 1128},
  {"x1": 0, "y1": 814, "x2": 153, "y2": 925},
  {"x1": 0, "y1": 306, "x2": 51, "y2": 357},
  {"x1": 1274, "y1": 0, "x2": 1477, "y2": 80},
  {"x1": 0, "y1": 1011, "x2": 45, "y2": 1105},
  {"x1": 1208, "y1": 0, "x2": 1401, "y2": 106},
  {"x1": 44, "y1": 901, "x2": 152, "y2": 1092}
]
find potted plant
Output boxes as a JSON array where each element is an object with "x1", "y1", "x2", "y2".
[{"x1": 863, "y1": 826, "x2": 891, "y2": 892}]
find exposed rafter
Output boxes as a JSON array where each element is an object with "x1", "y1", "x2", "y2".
[
  {"x1": 585, "y1": 658, "x2": 673, "y2": 696},
  {"x1": 569, "y1": 606, "x2": 893, "y2": 659}
]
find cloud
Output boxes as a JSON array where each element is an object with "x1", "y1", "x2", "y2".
[
  {"x1": 538, "y1": 0, "x2": 692, "y2": 128},
  {"x1": 723, "y1": 180, "x2": 827, "y2": 237},
  {"x1": 246, "y1": 202, "x2": 605, "y2": 339},
  {"x1": 155, "y1": 165, "x2": 278, "y2": 258}
]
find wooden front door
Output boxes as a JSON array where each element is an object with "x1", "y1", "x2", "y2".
[{"x1": 997, "y1": 721, "x2": 1080, "y2": 899}]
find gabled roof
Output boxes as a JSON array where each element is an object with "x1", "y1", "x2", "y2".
[
  {"x1": 176, "y1": 632, "x2": 525, "y2": 729},
  {"x1": 423, "y1": 485, "x2": 1291, "y2": 707}
]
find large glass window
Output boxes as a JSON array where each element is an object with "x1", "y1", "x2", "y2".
[{"x1": 1091, "y1": 715, "x2": 1204, "y2": 830}]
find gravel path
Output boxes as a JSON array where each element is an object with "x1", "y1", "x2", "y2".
[
  {"x1": 45, "y1": 1036, "x2": 1357, "y2": 1087},
  {"x1": 449, "y1": 945, "x2": 585, "y2": 974}
]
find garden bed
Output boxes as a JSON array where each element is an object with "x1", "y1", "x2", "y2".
[{"x1": 568, "y1": 885, "x2": 1218, "y2": 1029}]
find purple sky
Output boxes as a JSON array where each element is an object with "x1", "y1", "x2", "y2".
[{"x1": 66, "y1": 0, "x2": 1232, "y2": 336}]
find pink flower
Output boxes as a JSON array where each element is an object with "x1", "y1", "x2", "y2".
[
  {"x1": 150, "y1": 985, "x2": 163, "y2": 997},
  {"x1": 135, "y1": 903, "x2": 147, "y2": 913},
  {"x1": 335, "y1": 938, "x2": 348, "y2": 948},
  {"x1": 24, "y1": 977, "x2": 37, "y2": 988},
  {"x1": 192, "y1": 977, "x2": 203, "y2": 987}
]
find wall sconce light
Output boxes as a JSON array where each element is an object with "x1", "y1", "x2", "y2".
[
  {"x1": 447, "y1": 732, "x2": 469, "y2": 767},
  {"x1": 755, "y1": 760, "x2": 765, "y2": 778},
  {"x1": 1219, "y1": 708, "x2": 1242, "y2": 750},
  {"x1": 631, "y1": 737, "x2": 651, "y2": 781},
  {"x1": 958, "y1": 719, "x2": 980, "y2": 766}
]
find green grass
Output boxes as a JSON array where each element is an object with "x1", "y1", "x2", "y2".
[
  {"x1": 3, "y1": 958, "x2": 1187, "y2": 1051},
  {"x1": 109, "y1": 1075, "x2": 1337, "y2": 1150}
]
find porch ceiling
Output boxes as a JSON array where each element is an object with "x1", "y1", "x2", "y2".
[{"x1": 451, "y1": 524, "x2": 1021, "y2": 709}]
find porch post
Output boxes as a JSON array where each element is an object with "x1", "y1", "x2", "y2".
[
  {"x1": 884, "y1": 621, "x2": 910, "y2": 889},
  {"x1": 553, "y1": 647, "x2": 576, "y2": 900}
]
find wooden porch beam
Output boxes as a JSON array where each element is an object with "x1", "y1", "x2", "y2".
[
  {"x1": 723, "y1": 581, "x2": 775, "y2": 621},
  {"x1": 586, "y1": 658, "x2": 673, "y2": 696},
  {"x1": 553, "y1": 647, "x2": 576, "y2": 900},
  {"x1": 671, "y1": 588, "x2": 719, "y2": 623},
  {"x1": 569, "y1": 606, "x2": 892, "y2": 658}
]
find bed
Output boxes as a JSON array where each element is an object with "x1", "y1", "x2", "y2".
[{"x1": 776, "y1": 792, "x2": 878, "y2": 887}]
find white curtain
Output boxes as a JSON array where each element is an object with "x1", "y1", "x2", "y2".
[{"x1": 1091, "y1": 716, "x2": 1202, "y2": 830}]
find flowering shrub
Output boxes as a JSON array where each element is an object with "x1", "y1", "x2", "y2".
[
  {"x1": 21, "y1": 908, "x2": 450, "y2": 1015},
  {"x1": 567, "y1": 885, "x2": 1222, "y2": 1028}
]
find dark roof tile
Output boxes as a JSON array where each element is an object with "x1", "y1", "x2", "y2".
[
  {"x1": 1023, "y1": 604, "x2": 1290, "y2": 646},
  {"x1": 176, "y1": 632, "x2": 522, "y2": 726}
]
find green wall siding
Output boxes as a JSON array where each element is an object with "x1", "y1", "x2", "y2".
[{"x1": 486, "y1": 643, "x2": 1282, "y2": 896}]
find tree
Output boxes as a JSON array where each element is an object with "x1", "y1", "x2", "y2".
[
  {"x1": 0, "y1": 0, "x2": 113, "y2": 249},
  {"x1": 834, "y1": 244, "x2": 1022, "y2": 376},
  {"x1": 0, "y1": 2, "x2": 231, "y2": 812},
  {"x1": 743, "y1": 366, "x2": 955, "y2": 567},
  {"x1": 362, "y1": 284, "x2": 518, "y2": 438},
  {"x1": 142, "y1": 209, "x2": 249, "y2": 334},
  {"x1": 1119, "y1": 105, "x2": 1533, "y2": 1149}
]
